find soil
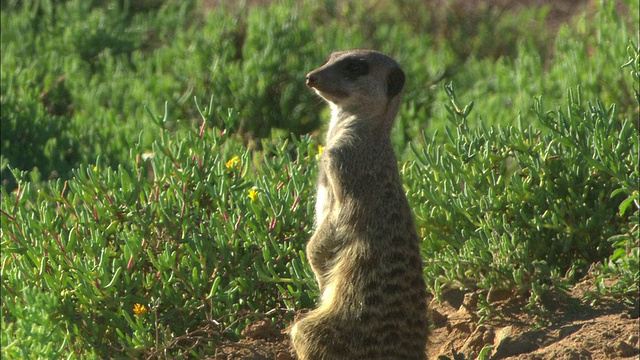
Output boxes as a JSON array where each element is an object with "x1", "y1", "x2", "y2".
[{"x1": 209, "y1": 278, "x2": 639, "y2": 359}]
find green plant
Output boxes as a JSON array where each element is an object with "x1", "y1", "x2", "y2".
[
  {"x1": 589, "y1": 40, "x2": 640, "y2": 300},
  {"x1": 2, "y1": 100, "x2": 318, "y2": 358},
  {"x1": 222, "y1": 1, "x2": 320, "y2": 138},
  {"x1": 407, "y1": 82, "x2": 638, "y2": 310},
  {"x1": 2, "y1": 0, "x2": 636, "y2": 190}
]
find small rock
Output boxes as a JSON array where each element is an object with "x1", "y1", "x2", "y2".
[
  {"x1": 242, "y1": 319, "x2": 274, "y2": 341},
  {"x1": 450, "y1": 320, "x2": 473, "y2": 334},
  {"x1": 461, "y1": 292, "x2": 479, "y2": 309},
  {"x1": 460, "y1": 325, "x2": 493, "y2": 357},
  {"x1": 565, "y1": 349, "x2": 592, "y2": 360},
  {"x1": 616, "y1": 340, "x2": 638, "y2": 357},
  {"x1": 493, "y1": 326, "x2": 542, "y2": 358},
  {"x1": 604, "y1": 344, "x2": 616, "y2": 358},
  {"x1": 483, "y1": 328, "x2": 495, "y2": 344},
  {"x1": 441, "y1": 288, "x2": 465, "y2": 309},
  {"x1": 629, "y1": 298, "x2": 640, "y2": 319},
  {"x1": 487, "y1": 288, "x2": 512, "y2": 303},
  {"x1": 604, "y1": 339, "x2": 638, "y2": 359},
  {"x1": 275, "y1": 349, "x2": 294, "y2": 360},
  {"x1": 558, "y1": 324, "x2": 582, "y2": 339},
  {"x1": 429, "y1": 307, "x2": 448, "y2": 327},
  {"x1": 495, "y1": 326, "x2": 513, "y2": 343}
]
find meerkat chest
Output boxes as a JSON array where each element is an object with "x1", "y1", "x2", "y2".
[{"x1": 315, "y1": 169, "x2": 332, "y2": 226}]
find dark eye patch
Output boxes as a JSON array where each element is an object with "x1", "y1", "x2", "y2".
[{"x1": 340, "y1": 58, "x2": 369, "y2": 80}]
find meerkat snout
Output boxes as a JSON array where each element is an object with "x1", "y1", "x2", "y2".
[{"x1": 306, "y1": 73, "x2": 317, "y2": 87}]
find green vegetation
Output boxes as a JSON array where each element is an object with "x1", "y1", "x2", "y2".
[{"x1": 2, "y1": 0, "x2": 638, "y2": 358}]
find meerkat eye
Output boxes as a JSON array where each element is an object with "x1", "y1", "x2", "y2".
[{"x1": 342, "y1": 59, "x2": 369, "y2": 79}]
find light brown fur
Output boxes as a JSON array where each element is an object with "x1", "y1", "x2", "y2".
[{"x1": 290, "y1": 50, "x2": 429, "y2": 360}]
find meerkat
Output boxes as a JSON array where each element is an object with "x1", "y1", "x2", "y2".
[{"x1": 290, "y1": 50, "x2": 429, "y2": 360}]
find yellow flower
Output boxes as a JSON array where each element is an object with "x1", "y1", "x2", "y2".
[
  {"x1": 225, "y1": 155, "x2": 240, "y2": 169},
  {"x1": 318, "y1": 145, "x2": 324, "y2": 156},
  {"x1": 248, "y1": 189, "x2": 259, "y2": 202},
  {"x1": 133, "y1": 303, "x2": 147, "y2": 316}
]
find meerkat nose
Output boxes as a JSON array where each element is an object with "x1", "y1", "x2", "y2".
[{"x1": 306, "y1": 73, "x2": 318, "y2": 87}]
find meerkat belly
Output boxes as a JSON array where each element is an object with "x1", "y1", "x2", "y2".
[
  {"x1": 315, "y1": 156, "x2": 343, "y2": 226},
  {"x1": 315, "y1": 183, "x2": 329, "y2": 225}
]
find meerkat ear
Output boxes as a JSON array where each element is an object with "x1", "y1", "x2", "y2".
[{"x1": 387, "y1": 67, "x2": 405, "y2": 99}]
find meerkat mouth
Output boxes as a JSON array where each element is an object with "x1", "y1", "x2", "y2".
[
  {"x1": 308, "y1": 81, "x2": 350, "y2": 102},
  {"x1": 306, "y1": 72, "x2": 349, "y2": 100},
  {"x1": 314, "y1": 89, "x2": 349, "y2": 103}
]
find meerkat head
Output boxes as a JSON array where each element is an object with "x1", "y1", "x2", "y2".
[{"x1": 306, "y1": 50, "x2": 405, "y2": 129}]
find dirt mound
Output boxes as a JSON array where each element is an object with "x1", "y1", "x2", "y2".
[
  {"x1": 426, "y1": 286, "x2": 639, "y2": 360},
  {"x1": 208, "y1": 319, "x2": 294, "y2": 360},
  {"x1": 208, "y1": 279, "x2": 639, "y2": 359}
]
